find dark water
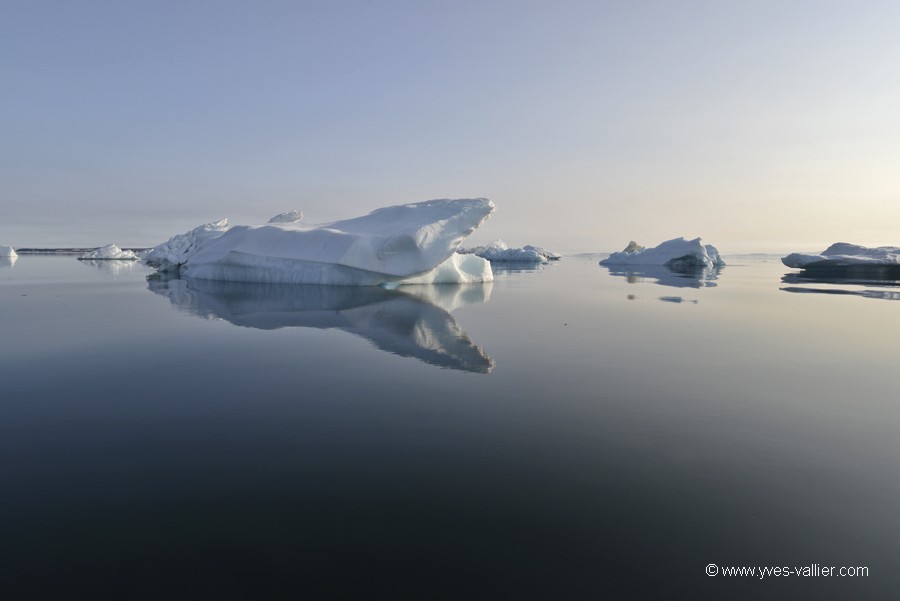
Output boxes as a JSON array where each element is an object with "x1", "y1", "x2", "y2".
[{"x1": 2, "y1": 255, "x2": 898, "y2": 600}]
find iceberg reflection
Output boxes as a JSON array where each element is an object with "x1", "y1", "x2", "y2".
[
  {"x1": 0, "y1": 256, "x2": 17, "y2": 269},
  {"x1": 147, "y1": 277, "x2": 494, "y2": 373},
  {"x1": 603, "y1": 264, "x2": 721, "y2": 288},
  {"x1": 78, "y1": 259, "x2": 137, "y2": 274},
  {"x1": 780, "y1": 272, "x2": 900, "y2": 301}
]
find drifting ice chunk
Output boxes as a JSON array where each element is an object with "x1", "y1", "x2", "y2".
[
  {"x1": 78, "y1": 244, "x2": 139, "y2": 260},
  {"x1": 782, "y1": 243, "x2": 900, "y2": 272},
  {"x1": 523, "y1": 245, "x2": 561, "y2": 261},
  {"x1": 0, "y1": 245, "x2": 16, "y2": 258},
  {"x1": 144, "y1": 218, "x2": 230, "y2": 272},
  {"x1": 399, "y1": 252, "x2": 493, "y2": 285},
  {"x1": 472, "y1": 240, "x2": 549, "y2": 263},
  {"x1": 182, "y1": 198, "x2": 494, "y2": 285},
  {"x1": 600, "y1": 237, "x2": 725, "y2": 270},
  {"x1": 268, "y1": 210, "x2": 303, "y2": 224}
]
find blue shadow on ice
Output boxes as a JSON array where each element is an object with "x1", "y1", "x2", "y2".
[{"x1": 146, "y1": 276, "x2": 495, "y2": 373}]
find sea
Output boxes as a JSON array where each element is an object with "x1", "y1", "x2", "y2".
[{"x1": 1, "y1": 254, "x2": 898, "y2": 599}]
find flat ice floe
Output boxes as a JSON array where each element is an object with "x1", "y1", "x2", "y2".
[
  {"x1": 600, "y1": 237, "x2": 725, "y2": 270},
  {"x1": 78, "y1": 244, "x2": 139, "y2": 261},
  {"x1": 171, "y1": 198, "x2": 494, "y2": 285},
  {"x1": 782, "y1": 243, "x2": 900, "y2": 273},
  {"x1": 0, "y1": 246, "x2": 17, "y2": 258}
]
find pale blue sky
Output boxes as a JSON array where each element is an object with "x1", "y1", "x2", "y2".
[{"x1": 2, "y1": 0, "x2": 899, "y2": 251}]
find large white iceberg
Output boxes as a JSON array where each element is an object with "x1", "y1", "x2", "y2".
[
  {"x1": 600, "y1": 237, "x2": 725, "y2": 270},
  {"x1": 144, "y1": 218, "x2": 231, "y2": 272},
  {"x1": 178, "y1": 198, "x2": 495, "y2": 285},
  {"x1": 0, "y1": 245, "x2": 17, "y2": 258},
  {"x1": 78, "y1": 244, "x2": 139, "y2": 261},
  {"x1": 782, "y1": 243, "x2": 900, "y2": 271},
  {"x1": 465, "y1": 239, "x2": 557, "y2": 263}
]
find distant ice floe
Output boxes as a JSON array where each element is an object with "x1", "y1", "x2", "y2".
[
  {"x1": 147, "y1": 277, "x2": 494, "y2": 373},
  {"x1": 145, "y1": 199, "x2": 495, "y2": 286},
  {"x1": 782, "y1": 243, "x2": 900, "y2": 275},
  {"x1": 600, "y1": 237, "x2": 725, "y2": 270},
  {"x1": 78, "y1": 244, "x2": 139, "y2": 261},
  {"x1": 462, "y1": 239, "x2": 560, "y2": 263},
  {"x1": 1, "y1": 245, "x2": 17, "y2": 258}
]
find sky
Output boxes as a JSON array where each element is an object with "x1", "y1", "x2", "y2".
[{"x1": 2, "y1": 0, "x2": 899, "y2": 252}]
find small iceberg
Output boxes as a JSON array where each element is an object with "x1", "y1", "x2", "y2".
[
  {"x1": 147, "y1": 198, "x2": 495, "y2": 286},
  {"x1": 268, "y1": 210, "x2": 303, "y2": 224},
  {"x1": 0, "y1": 245, "x2": 17, "y2": 258},
  {"x1": 600, "y1": 237, "x2": 725, "y2": 270},
  {"x1": 782, "y1": 243, "x2": 900, "y2": 276},
  {"x1": 465, "y1": 239, "x2": 560, "y2": 263},
  {"x1": 78, "y1": 244, "x2": 139, "y2": 261}
]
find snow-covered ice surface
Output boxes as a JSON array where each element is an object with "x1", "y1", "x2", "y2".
[
  {"x1": 268, "y1": 211, "x2": 303, "y2": 224},
  {"x1": 78, "y1": 244, "x2": 139, "y2": 261},
  {"x1": 464, "y1": 240, "x2": 558, "y2": 263},
  {"x1": 147, "y1": 276, "x2": 493, "y2": 373},
  {"x1": 398, "y1": 253, "x2": 493, "y2": 285},
  {"x1": 782, "y1": 243, "x2": 900, "y2": 274},
  {"x1": 144, "y1": 218, "x2": 231, "y2": 272},
  {"x1": 1, "y1": 246, "x2": 17, "y2": 258},
  {"x1": 600, "y1": 238, "x2": 725, "y2": 270},
  {"x1": 182, "y1": 198, "x2": 494, "y2": 285}
]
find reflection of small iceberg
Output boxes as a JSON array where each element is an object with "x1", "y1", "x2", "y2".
[
  {"x1": 490, "y1": 262, "x2": 551, "y2": 275},
  {"x1": 0, "y1": 256, "x2": 17, "y2": 269},
  {"x1": 79, "y1": 259, "x2": 137, "y2": 275},
  {"x1": 780, "y1": 287, "x2": 900, "y2": 301},
  {"x1": 780, "y1": 272, "x2": 900, "y2": 301},
  {"x1": 659, "y1": 296, "x2": 698, "y2": 304},
  {"x1": 147, "y1": 277, "x2": 494, "y2": 373},
  {"x1": 781, "y1": 272, "x2": 900, "y2": 288},
  {"x1": 603, "y1": 264, "x2": 721, "y2": 288}
]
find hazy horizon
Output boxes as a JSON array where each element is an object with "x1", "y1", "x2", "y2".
[{"x1": 3, "y1": 1, "x2": 899, "y2": 253}]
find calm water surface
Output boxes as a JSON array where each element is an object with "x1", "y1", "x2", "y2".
[{"x1": 2, "y1": 255, "x2": 898, "y2": 599}]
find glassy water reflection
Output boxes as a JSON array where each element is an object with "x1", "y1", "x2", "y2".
[
  {"x1": 2, "y1": 255, "x2": 898, "y2": 600},
  {"x1": 780, "y1": 271, "x2": 900, "y2": 301},
  {"x1": 148, "y1": 276, "x2": 495, "y2": 373},
  {"x1": 602, "y1": 264, "x2": 722, "y2": 288}
]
